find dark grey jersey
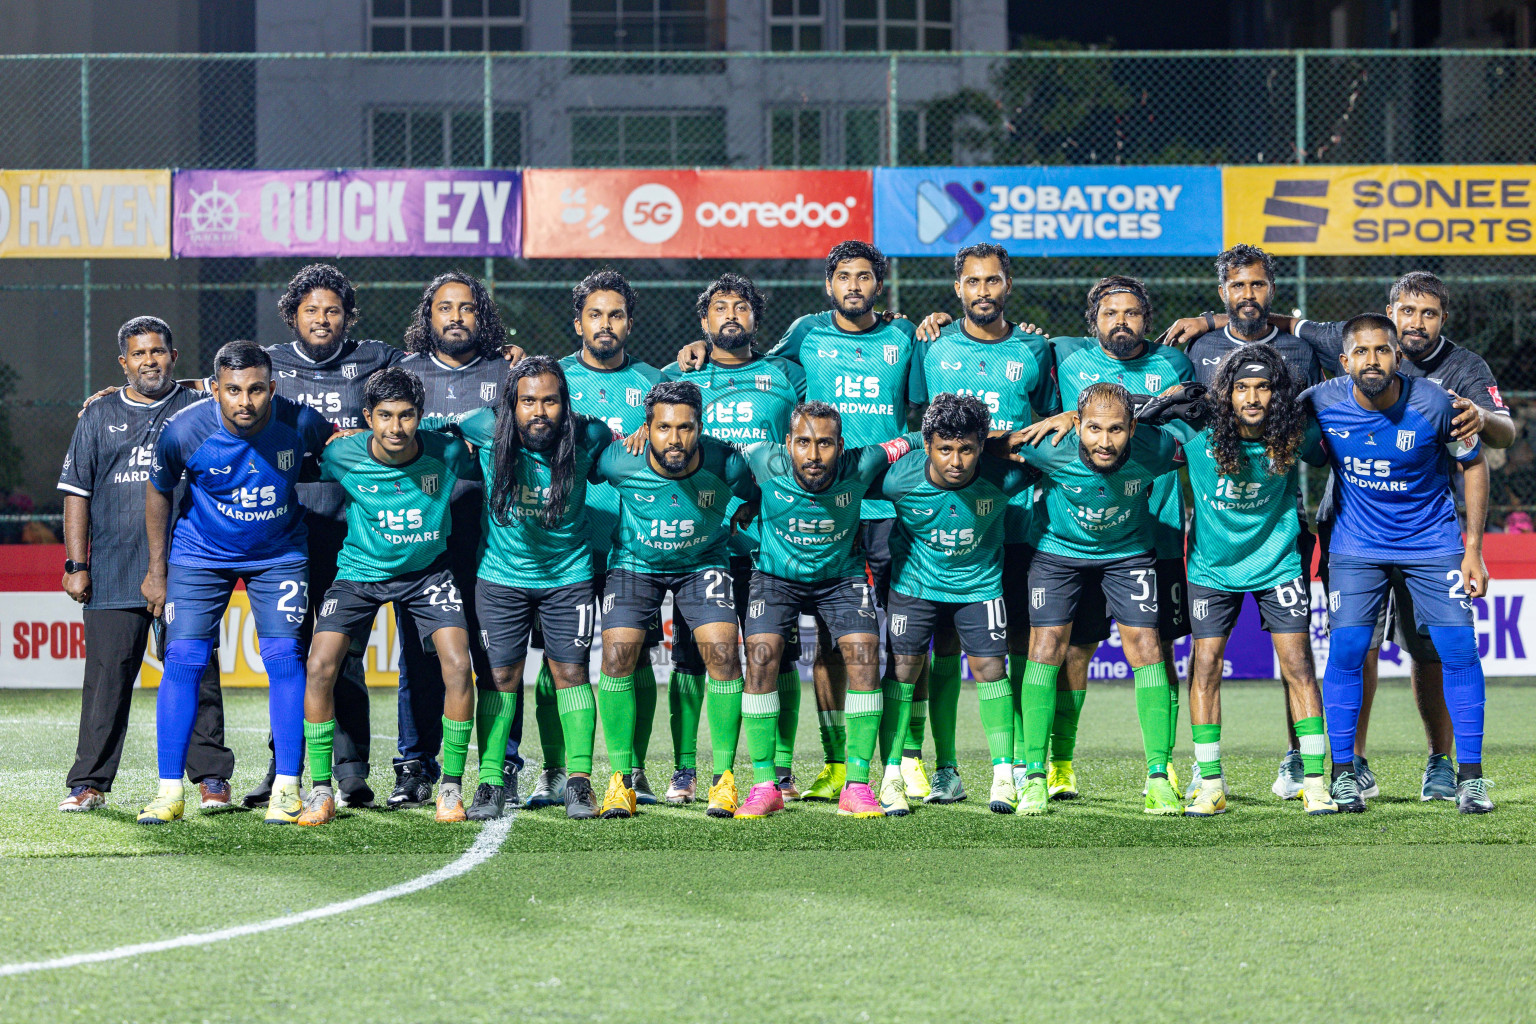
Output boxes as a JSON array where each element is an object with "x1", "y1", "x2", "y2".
[
  {"x1": 1187, "y1": 325, "x2": 1326, "y2": 389},
  {"x1": 57, "y1": 386, "x2": 208, "y2": 609},
  {"x1": 399, "y1": 350, "x2": 507, "y2": 509}
]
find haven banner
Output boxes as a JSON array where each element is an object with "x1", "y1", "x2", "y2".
[
  {"x1": 0, "y1": 170, "x2": 169, "y2": 258},
  {"x1": 173, "y1": 169, "x2": 521, "y2": 257},
  {"x1": 874, "y1": 166, "x2": 1223, "y2": 257}
]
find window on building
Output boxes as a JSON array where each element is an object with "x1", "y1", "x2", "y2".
[
  {"x1": 569, "y1": 0, "x2": 724, "y2": 51},
  {"x1": 769, "y1": 108, "x2": 823, "y2": 166},
  {"x1": 369, "y1": 0, "x2": 525, "y2": 52},
  {"x1": 842, "y1": 106, "x2": 945, "y2": 164},
  {"x1": 768, "y1": 0, "x2": 824, "y2": 51},
  {"x1": 370, "y1": 108, "x2": 523, "y2": 167},
  {"x1": 843, "y1": 0, "x2": 952, "y2": 50},
  {"x1": 570, "y1": 109, "x2": 727, "y2": 167}
]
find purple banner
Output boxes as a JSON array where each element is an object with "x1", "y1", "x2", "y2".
[
  {"x1": 1086, "y1": 594, "x2": 1275, "y2": 680},
  {"x1": 173, "y1": 169, "x2": 521, "y2": 257}
]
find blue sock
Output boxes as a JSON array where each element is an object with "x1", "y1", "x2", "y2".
[
  {"x1": 259, "y1": 637, "x2": 307, "y2": 777},
  {"x1": 1429, "y1": 625, "x2": 1486, "y2": 767},
  {"x1": 1321, "y1": 625, "x2": 1374, "y2": 772},
  {"x1": 157, "y1": 639, "x2": 214, "y2": 780}
]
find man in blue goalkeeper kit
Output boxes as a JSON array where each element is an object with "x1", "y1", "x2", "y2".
[
  {"x1": 1303, "y1": 313, "x2": 1493, "y2": 814},
  {"x1": 139, "y1": 340, "x2": 334, "y2": 826}
]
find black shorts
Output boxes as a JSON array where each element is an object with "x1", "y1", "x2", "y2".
[
  {"x1": 746, "y1": 571, "x2": 879, "y2": 643},
  {"x1": 1382, "y1": 570, "x2": 1442, "y2": 664},
  {"x1": 1028, "y1": 551, "x2": 1160, "y2": 632},
  {"x1": 887, "y1": 589, "x2": 1009, "y2": 659},
  {"x1": 603, "y1": 567, "x2": 738, "y2": 636},
  {"x1": 860, "y1": 518, "x2": 894, "y2": 608},
  {"x1": 476, "y1": 578, "x2": 596, "y2": 668},
  {"x1": 1157, "y1": 556, "x2": 1191, "y2": 641},
  {"x1": 316, "y1": 560, "x2": 465, "y2": 647},
  {"x1": 672, "y1": 556, "x2": 794, "y2": 675},
  {"x1": 1000, "y1": 543, "x2": 1033, "y2": 637},
  {"x1": 1188, "y1": 577, "x2": 1310, "y2": 640}
]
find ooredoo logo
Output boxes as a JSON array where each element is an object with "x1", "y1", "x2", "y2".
[
  {"x1": 696, "y1": 194, "x2": 858, "y2": 229},
  {"x1": 622, "y1": 183, "x2": 683, "y2": 244}
]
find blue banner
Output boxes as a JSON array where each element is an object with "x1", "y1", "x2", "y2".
[{"x1": 874, "y1": 166, "x2": 1223, "y2": 257}]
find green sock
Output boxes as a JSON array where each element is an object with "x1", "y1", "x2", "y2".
[
  {"x1": 1295, "y1": 715, "x2": 1326, "y2": 777},
  {"x1": 596, "y1": 673, "x2": 636, "y2": 777},
  {"x1": 1019, "y1": 662, "x2": 1059, "y2": 776},
  {"x1": 441, "y1": 716, "x2": 472, "y2": 780},
  {"x1": 1192, "y1": 722, "x2": 1221, "y2": 779},
  {"x1": 844, "y1": 689, "x2": 883, "y2": 784},
  {"x1": 556, "y1": 684, "x2": 596, "y2": 775},
  {"x1": 904, "y1": 698, "x2": 927, "y2": 758},
  {"x1": 1132, "y1": 662, "x2": 1173, "y2": 776},
  {"x1": 1050, "y1": 688, "x2": 1086, "y2": 762},
  {"x1": 476, "y1": 690, "x2": 518, "y2": 780},
  {"x1": 817, "y1": 709, "x2": 846, "y2": 764},
  {"x1": 632, "y1": 659, "x2": 657, "y2": 770},
  {"x1": 706, "y1": 676, "x2": 744, "y2": 777},
  {"x1": 878, "y1": 679, "x2": 915, "y2": 767},
  {"x1": 775, "y1": 670, "x2": 801, "y2": 770},
  {"x1": 669, "y1": 671, "x2": 705, "y2": 771},
  {"x1": 1009, "y1": 657, "x2": 1026, "y2": 764},
  {"x1": 304, "y1": 719, "x2": 335, "y2": 785},
  {"x1": 928, "y1": 654, "x2": 961, "y2": 768},
  {"x1": 1166, "y1": 661, "x2": 1181, "y2": 759},
  {"x1": 742, "y1": 690, "x2": 781, "y2": 784},
  {"x1": 533, "y1": 661, "x2": 564, "y2": 768},
  {"x1": 975, "y1": 676, "x2": 1014, "y2": 765}
]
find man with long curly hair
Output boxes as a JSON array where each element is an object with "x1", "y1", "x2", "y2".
[{"x1": 1147, "y1": 344, "x2": 1336, "y2": 817}]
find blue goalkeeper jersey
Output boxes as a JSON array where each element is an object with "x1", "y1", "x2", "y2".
[
  {"x1": 150, "y1": 395, "x2": 334, "y2": 569},
  {"x1": 1302, "y1": 373, "x2": 1478, "y2": 560}
]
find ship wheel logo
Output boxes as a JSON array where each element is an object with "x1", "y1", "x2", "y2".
[{"x1": 179, "y1": 179, "x2": 243, "y2": 236}]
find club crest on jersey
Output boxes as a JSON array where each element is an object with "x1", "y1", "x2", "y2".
[
  {"x1": 698, "y1": 490, "x2": 716, "y2": 508},
  {"x1": 883, "y1": 345, "x2": 900, "y2": 365},
  {"x1": 420, "y1": 473, "x2": 440, "y2": 495},
  {"x1": 321, "y1": 598, "x2": 338, "y2": 618},
  {"x1": 755, "y1": 374, "x2": 773, "y2": 392},
  {"x1": 835, "y1": 492, "x2": 851, "y2": 508},
  {"x1": 1396, "y1": 430, "x2": 1415, "y2": 451},
  {"x1": 277, "y1": 449, "x2": 294, "y2": 471},
  {"x1": 341, "y1": 364, "x2": 357, "y2": 379},
  {"x1": 625, "y1": 388, "x2": 642, "y2": 406},
  {"x1": 975, "y1": 498, "x2": 994, "y2": 516},
  {"x1": 890, "y1": 614, "x2": 907, "y2": 636},
  {"x1": 1031, "y1": 588, "x2": 1044, "y2": 609},
  {"x1": 749, "y1": 600, "x2": 765, "y2": 619},
  {"x1": 481, "y1": 382, "x2": 497, "y2": 402},
  {"x1": 1005, "y1": 361, "x2": 1024, "y2": 382},
  {"x1": 1192, "y1": 599, "x2": 1208, "y2": 620},
  {"x1": 1144, "y1": 373, "x2": 1161, "y2": 391},
  {"x1": 1124, "y1": 479, "x2": 1140, "y2": 496}
]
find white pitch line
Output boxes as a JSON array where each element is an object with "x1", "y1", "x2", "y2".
[{"x1": 0, "y1": 815, "x2": 513, "y2": 978}]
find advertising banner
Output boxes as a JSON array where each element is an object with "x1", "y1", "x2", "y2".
[
  {"x1": 873, "y1": 166, "x2": 1223, "y2": 257},
  {"x1": 522, "y1": 169, "x2": 872, "y2": 258},
  {"x1": 173, "y1": 169, "x2": 521, "y2": 258},
  {"x1": 0, "y1": 170, "x2": 169, "y2": 258},
  {"x1": 1224, "y1": 165, "x2": 1536, "y2": 255}
]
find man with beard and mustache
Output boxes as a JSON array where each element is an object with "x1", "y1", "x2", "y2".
[
  {"x1": 994, "y1": 383, "x2": 1188, "y2": 816},
  {"x1": 454, "y1": 357, "x2": 616, "y2": 820},
  {"x1": 736, "y1": 402, "x2": 921, "y2": 818},
  {"x1": 1005, "y1": 277, "x2": 1193, "y2": 805},
  {"x1": 673, "y1": 241, "x2": 926, "y2": 808},
  {"x1": 659, "y1": 274, "x2": 805, "y2": 802},
  {"x1": 590, "y1": 380, "x2": 759, "y2": 818},
  {"x1": 395, "y1": 272, "x2": 517, "y2": 809},
  {"x1": 1301, "y1": 314, "x2": 1494, "y2": 814},
  {"x1": 57, "y1": 317, "x2": 234, "y2": 813},
  {"x1": 1183, "y1": 245, "x2": 1325, "y2": 390}
]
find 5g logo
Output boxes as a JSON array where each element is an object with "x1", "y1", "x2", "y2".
[{"x1": 622, "y1": 183, "x2": 683, "y2": 244}]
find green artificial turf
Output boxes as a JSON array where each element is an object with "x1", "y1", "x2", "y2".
[{"x1": 0, "y1": 680, "x2": 1532, "y2": 1023}]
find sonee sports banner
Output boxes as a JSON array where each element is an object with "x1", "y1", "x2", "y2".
[{"x1": 522, "y1": 169, "x2": 872, "y2": 258}]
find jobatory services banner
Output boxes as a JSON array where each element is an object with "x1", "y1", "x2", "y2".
[
  {"x1": 0, "y1": 170, "x2": 170, "y2": 258},
  {"x1": 1224, "y1": 165, "x2": 1536, "y2": 255},
  {"x1": 173, "y1": 169, "x2": 521, "y2": 257},
  {"x1": 873, "y1": 166, "x2": 1224, "y2": 257},
  {"x1": 521, "y1": 169, "x2": 873, "y2": 258}
]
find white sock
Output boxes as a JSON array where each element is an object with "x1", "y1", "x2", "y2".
[
  {"x1": 158, "y1": 778, "x2": 183, "y2": 798},
  {"x1": 274, "y1": 774, "x2": 300, "y2": 789},
  {"x1": 882, "y1": 764, "x2": 902, "y2": 783},
  {"x1": 993, "y1": 763, "x2": 1013, "y2": 784}
]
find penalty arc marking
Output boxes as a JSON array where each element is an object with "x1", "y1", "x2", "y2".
[{"x1": 0, "y1": 815, "x2": 513, "y2": 978}]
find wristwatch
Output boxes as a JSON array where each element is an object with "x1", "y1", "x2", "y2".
[{"x1": 64, "y1": 559, "x2": 89, "y2": 574}]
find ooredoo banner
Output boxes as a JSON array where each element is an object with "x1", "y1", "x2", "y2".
[
  {"x1": 173, "y1": 169, "x2": 521, "y2": 257},
  {"x1": 521, "y1": 169, "x2": 872, "y2": 258},
  {"x1": 874, "y1": 166, "x2": 1223, "y2": 257}
]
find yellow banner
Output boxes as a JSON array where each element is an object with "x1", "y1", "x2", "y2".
[
  {"x1": 0, "y1": 170, "x2": 170, "y2": 258},
  {"x1": 138, "y1": 591, "x2": 400, "y2": 688},
  {"x1": 1223, "y1": 165, "x2": 1536, "y2": 255}
]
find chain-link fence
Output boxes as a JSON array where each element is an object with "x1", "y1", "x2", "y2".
[{"x1": 2, "y1": 49, "x2": 1536, "y2": 527}]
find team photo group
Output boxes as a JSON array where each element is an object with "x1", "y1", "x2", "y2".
[{"x1": 58, "y1": 237, "x2": 1507, "y2": 829}]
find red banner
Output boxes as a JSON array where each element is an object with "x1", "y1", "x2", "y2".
[{"x1": 522, "y1": 169, "x2": 872, "y2": 258}]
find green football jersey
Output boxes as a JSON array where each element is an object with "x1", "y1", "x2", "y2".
[
  {"x1": 921, "y1": 319, "x2": 1059, "y2": 543},
  {"x1": 1050, "y1": 335, "x2": 1195, "y2": 559},
  {"x1": 769, "y1": 311, "x2": 926, "y2": 521},
  {"x1": 1164, "y1": 417, "x2": 1328, "y2": 592},
  {"x1": 593, "y1": 434, "x2": 758, "y2": 574},
  {"x1": 744, "y1": 433, "x2": 921, "y2": 582},
  {"x1": 559, "y1": 351, "x2": 664, "y2": 564},
  {"x1": 457, "y1": 407, "x2": 613, "y2": 589},
  {"x1": 1016, "y1": 426, "x2": 1184, "y2": 562},
  {"x1": 881, "y1": 452, "x2": 1035, "y2": 602},
  {"x1": 320, "y1": 429, "x2": 476, "y2": 583}
]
